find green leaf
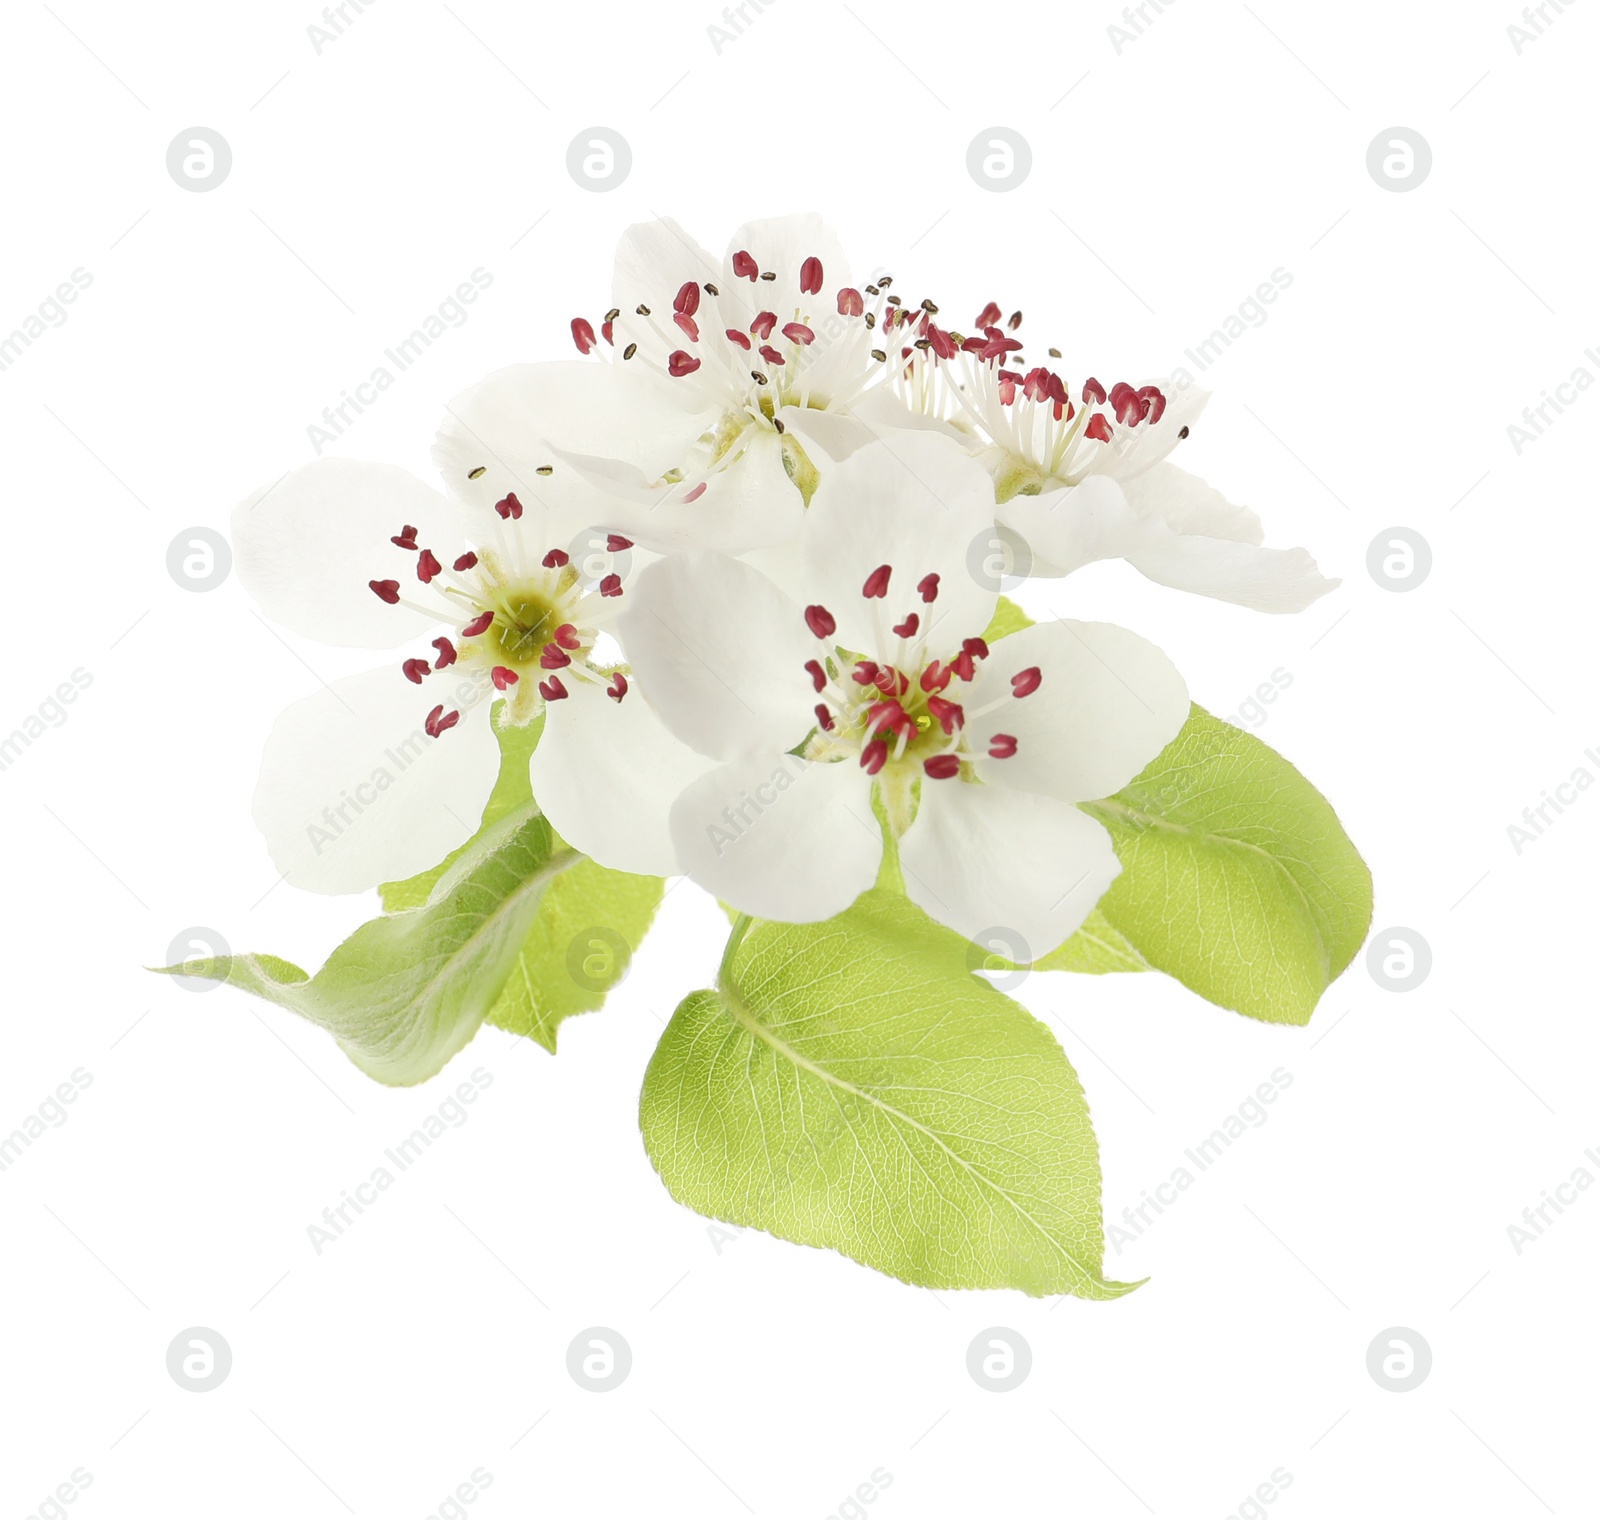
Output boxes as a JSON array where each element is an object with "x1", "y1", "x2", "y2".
[
  {"x1": 981, "y1": 593, "x2": 1033, "y2": 644},
  {"x1": 639, "y1": 891, "x2": 1137, "y2": 1299},
  {"x1": 380, "y1": 713, "x2": 543, "y2": 912},
  {"x1": 1030, "y1": 908, "x2": 1151, "y2": 975},
  {"x1": 155, "y1": 805, "x2": 578, "y2": 1085},
  {"x1": 381, "y1": 708, "x2": 664, "y2": 1051},
  {"x1": 1079, "y1": 705, "x2": 1372, "y2": 1025},
  {"x1": 485, "y1": 859, "x2": 663, "y2": 1051}
]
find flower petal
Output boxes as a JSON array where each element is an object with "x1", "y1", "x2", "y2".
[
  {"x1": 969, "y1": 619, "x2": 1189, "y2": 802},
  {"x1": 670, "y1": 754, "x2": 881, "y2": 923},
  {"x1": 996, "y1": 474, "x2": 1162, "y2": 579},
  {"x1": 721, "y1": 213, "x2": 853, "y2": 308},
  {"x1": 899, "y1": 782, "x2": 1121, "y2": 953},
  {"x1": 1120, "y1": 463, "x2": 1339, "y2": 612},
  {"x1": 800, "y1": 434, "x2": 998, "y2": 659},
  {"x1": 232, "y1": 459, "x2": 461, "y2": 648},
  {"x1": 573, "y1": 425, "x2": 805, "y2": 556},
  {"x1": 619, "y1": 551, "x2": 815, "y2": 760},
  {"x1": 433, "y1": 361, "x2": 709, "y2": 543},
  {"x1": 252, "y1": 662, "x2": 499, "y2": 894},
  {"x1": 530, "y1": 678, "x2": 718, "y2": 877}
]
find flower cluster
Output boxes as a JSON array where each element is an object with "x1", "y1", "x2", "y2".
[{"x1": 234, "y1": 213, "x2": 1335, "y2": 948}]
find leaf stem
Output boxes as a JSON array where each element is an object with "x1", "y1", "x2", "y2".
[{"x1": 718, "y1": 912, "x2": 754, "y2": 990}]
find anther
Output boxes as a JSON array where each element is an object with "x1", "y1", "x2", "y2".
[
  {"x1": 495, "y1": 492, "x2": 523, "y2": 520},
  {"x1": 599, "y1": 573, "x2": 623, "y2": 597},
  {"x1": 805, "y1": 605, "x2": 837, "y2": 639},
  {"x1": 369, "y1": 579, "x2": 401, "y2": 604},
  {"x1": 542, "y1": 549, "x2": 570, "y2": 569},
  {"x1": 431, "y1": 637, "x2": 457, "y2": 667},
  {"x1": 491, "y1": 666, "x2": 519, "y2": 690},
  {"x1": 461, "y1": 610, "x2": 494, "y2": 637},
  {"x1": 453, "y1": 551, "x2": 478, "y2": 572},
  {"x1": 538, "y1": 676, "x2": 568, "y2": 701},
  {"x1": 1011, "y1": 667, "x2": 1042, "y2": 698},
  {"x1": 571, "y1": 318, "x2": 596, "y2": 354},
  {"x1": 402, "y1": 658, "x2": 431, "y2": 684},
  {"x1": 988, "y1": 734, "x2": 1018, "y2": 759},
  {"x1": 862, "y1": 564, "x2": 892, "y2": 599},
  {"x1": 417, "y1": 549, "x2": 441, "y2": 583},
  {"x1": 923, "y1": 755, "x2": 961, "y2": 780}
]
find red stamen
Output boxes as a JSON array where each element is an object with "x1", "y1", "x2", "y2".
[
  {"x1": 1085, "y1": 413, "x2": 1113, "y2": 443},
  {"x1": 750, "y1": 311, "x2": 777, "y2": 339},
  {"x1": 453, "y1": 551, "x2": 478, "y2": 572},
  {"x1": 402, "y1": 657, "x2": 431, "y2": 684},
  {"x1": 731, "y1": 250, "x2": 758, "y2": 280},
  {"x1": 1082, "y1": 377, "x2": 1107, "y2": 405},
  {"x1": 892, "y1": 613, "x2": 919, "y2": 638},
  {"x1": 805, "y1": 659, "x2": 828, "y2": 693},
  {"x1": 920, "y1": 660, "x2": 951, "y2": 693},
  {"x1": 952, "y1": 651, "x2": 976, "y2": 682},
  {"x1": 799, "y1": 255, "x2": 823, "y2": 295},
  {"x1": 553, "y1": 623, "x2": 582, "y2": 650},
  {"x1": 862, "y1": 564, "x2": 892, "y2": 599},
  {"x1": 369, "y1": 579, "x2": 400, "y2": 604},
  {"x1": 606, "y1": 534, "x2": 633, "y2": 552},
  {"x1": 962, "y1": 637, "x2": 989, "y2": 660},
  {"x1": 674, "y1": 280, "x2": 701, "y2": 317},
  {"x1": 607, "y1": 673, "x2": 628, "y2": 702},
  {"x1": 805, "y1": 605, "x2": 836, "y2": 639},
  {"x1": 725, "y1": 328, "x2": 752, "y2": 350},
  {"x1": 684, "y1": 481, "x2": 707, "y2": 502},
  {"x1": 542, "y1": 548, "x2": 569, "y2": 569},
  {"x1": 758, "y1": 345, "x2": 786, "y2": 366},
  {"x1": 539, "y1": 645, "x2": 571, "y2": 669},
  {"x1": 975, "y1": 301, "x2": 1002, "y2": 329},
  {"x1": 926, "y1": 695, "x2": 964, "y2": 734},
  {"x1": 917, "y1": 573, "x2": 940, "y2": 603},
  {"x1": 417, "y1": 548, "x2": 442, "y2": 583},
  {"x1": 674, "y1": 312, "x2": 700, "y2": 342},
  {"x1": 599, "y1": 573, "x2": 623, "y2": 597},
  {"x1": 425, "y1": 705, "x2": 460, "y2": 738},
  {"x1": 1011, "y1": 666, "x2": 1042, "y2": 698},
  {"x1": 837, "y1": 288, "x2": 864, "y2": 317},
  {"x1": 571, "y1": 318, "x2": 596, "y2": 354},
  {"x1": 852, "y1": 661, "x2": 880, "y2": 686},
  {"x1": 495, "y1": 492, "x2": 523, "y2": 520},
  {"x1": 538, "y1": 675, "x2": 568, "y2": 701},
  {"x1": 923, "y1": 754, "x2": 961, "y2": 780},
  {"x1": 461, "y1": 610, "x2": 494, "y2": 637},
  {"x1": 782, "y1": 321, "x2": 815, "y2": 345},
  {"x1": 860, "y1": 738, "x2": 888, "y2": 775},
  {"x1": 814, "y1": 703, "x2": 834, "y2": 731},
  {"x1": 431, "y1": 637, "x2": 457, "y2": 668},
  {"x1": 391, "y1": 524, "x2": 419, "y2": 549},
  {"x1": 667, "y1": 351, "x2": 701, "y2": 377},
  {"x1": 988, "y1": 733, "x2": 1018, "y2": 759},
  {"x1": 491, "y1": 666, "x2": 519, "y2": 690}
]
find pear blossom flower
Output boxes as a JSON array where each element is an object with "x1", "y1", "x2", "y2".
[
  {"x1": 231, "y1": 456, "x2": 711, "y2": 894},
  {"x1": 613, "y1": 436, "x2": 1190, "y2": 952},
  {"x1": 434, "y1": 213, "x2": 934, "y2": 561},
  {"x1": 890, "y1": 303, "x2": 1339, "y2": 612}
]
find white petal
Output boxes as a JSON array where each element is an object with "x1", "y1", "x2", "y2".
[
  {"x1": 609, "y1": 218, "x2": 727, "y2": 409},
  {"x1": 899, "y1": 782, "x2": 1121, "y2": 954},
  {"x1": 721, "y1": 213, "x2": 853, "y2": 310},
  {"x1": 580, "y1": 425, "x2": 805, "y2": 556},
  {"x1": 969, "y1": 620, "x2": 1189, "y2": 802},
  {"x1": 800, "y1": 433, "x2": 998, "y2": 659},
  {"x1": 252, "y1": 663, "x2": 499, "y2": 894},
  {"x1": 530, "y1": 678, "x2": 717, "y2": 877},
  {"x1": 1122, "y1": 462, "x2": 1339, "y2": 612},
  {"x1": 433, "y1": 361, "x2": 708, "y2": 542},
  {"x1": 232, "y1": 459, "x2": 461, "y2": 649},
  {"x1": 1129, "y1": 537, "x2": 1340, "y2": 612},
  {"x1": 1123, "y1": 461, "x2": 1263, "y2": 543},
  {"x1": 618, "y1": 551, "x2": 815, "y2": 760},
  {"x1": 996, "y1": 474, "x2": 1162, "y2": 578},
  {"x1": 670, "y1": 754, "x2": 881, "y2": 923}
]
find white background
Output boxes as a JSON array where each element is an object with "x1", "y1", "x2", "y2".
[{"x1": 1, "y1": 1, "x2": 1595, "y2": 1515}]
